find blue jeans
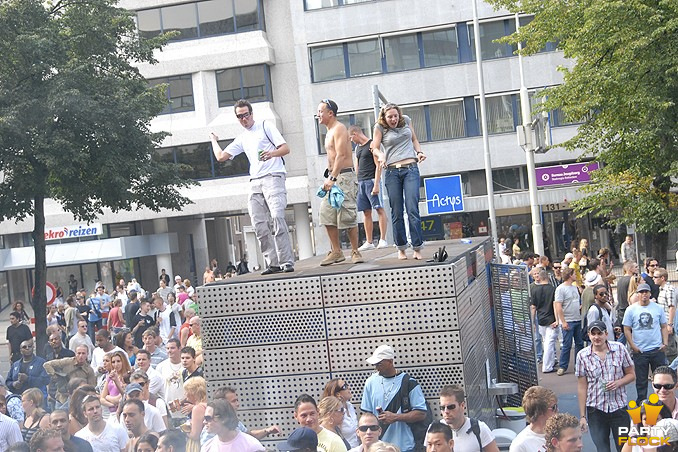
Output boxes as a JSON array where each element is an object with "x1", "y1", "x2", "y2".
[
  {"x1": 384, "y1": 165, "x2": 423, "y2": 250},
  {"x1": 558, "y1": 321, "x2": 584, "y2": 371},
  {"x1": 633, "y1": 348, "x2": 667, "y2": 403}
]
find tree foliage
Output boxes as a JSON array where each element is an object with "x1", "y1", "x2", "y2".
[
  {"x1": 489, "y1": 0, "x2": 678, "y2": 256},
  {"x1": 0, "y1": 0, "x2": 194, "y2": 353}
]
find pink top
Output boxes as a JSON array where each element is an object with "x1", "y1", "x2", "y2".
[
  {"x1": 177, "y1": 292, "x2": 190, "y2": 305},
  {"x1": 106, "y1": 376, "x2": 121, "y2": 412}
]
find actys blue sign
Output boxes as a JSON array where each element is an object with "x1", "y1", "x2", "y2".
[{"x1": 424, "y1": 175, "x2": 464, "y2": 215}]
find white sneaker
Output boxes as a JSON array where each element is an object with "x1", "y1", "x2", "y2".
[
  {"x1": 358, "y1": 242, "x2": 375, "y2": 251},
  {"x1": 377, "y1": 239, "x2": 389, "y2": 249}
]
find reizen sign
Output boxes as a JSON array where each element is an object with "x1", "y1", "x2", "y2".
[
  {"x1": 424, "y1": 175, "x2": 464, "y2": 215},
  {"x1": 44, "y1": 223, "x2": 103, "y2": 241}
]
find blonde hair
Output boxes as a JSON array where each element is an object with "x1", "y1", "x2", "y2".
[
  {"x1": 318, "y1": 396, "x2": 343, "y2": 422},
  {"x1": 368, "y1": 441, "x2": 401, "y2": 452},
  {"x1": 22, "y1": 388, "x2": 46, "y2": 418},
  {"x1": 628, "y1": 275, "x2": 642, "y2": 301},
  {"x1": 183, "y1": 376, "x2": 207, "y2": 402}
]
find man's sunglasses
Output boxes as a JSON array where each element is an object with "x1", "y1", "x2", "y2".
[
  {"x1": 358, "y1": 425, "x2": 380, "y2": 432},
  {"x1": 441, "y1": 403, "x2": 457, "y2": 411},
  {"x1": 236, "y1": 112, "x2": 251, "y2": 120},
  {"x1": 203, "y1": 415, "x2": 219, "y2": 422},
  {"x1": 653, "y1": 383, "x2": 676, "y2": 391}
]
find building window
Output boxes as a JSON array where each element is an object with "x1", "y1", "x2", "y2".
[
  {"x1": 310, "y1": 28, "x2": 459, "y2": 82},
  {"x1": 422, "y1": 28, "x2": 459, "y2": 67},
  {"x1": 476, "y1": 94, "x2": 516, "y2": 134},
  {"x1": 429, "y1": 101, "x2": 465, "y2": 140},
  {"x1": 148, "y1": 74, "x2": 195, "y2": 115},
  {"x1": 468, "y1": 18, "x2": 516, "y2": 61},
  {"x1": 492, "y1": 167, "x2": 527, "y2": 192},
  {"x1": 347, "y1": 39, "x2": 382, "y2": 77},
  {"x1": 154, "y1": 140, "x2": 249, "y2": 180},
  {"x1": 310, "y1": 44, "x2": 346, "y2": 82},
  {"x1": 304, "y1": 0, "x2": 375, "y2": 10},
  {"x1": 216, "y1": 64, "x2": 271, "y2": 107},
  {"x1": 384, "y1": 34, "x2": 420, "y2": 72},
  {"x1": 136, "y1": 0, "x2": 263, "y2": 43}
]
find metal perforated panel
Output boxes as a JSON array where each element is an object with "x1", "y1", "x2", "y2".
[
  {"x1": 202, "y1": 310, "x2": 326, "y2": 348},
  {"x1": 325, "y1": 298, "x2": 459, "y2": 339},
  {"x1": 203, "y1": 342, "x2": 330, "y2": 379},
  {"x1": 198, "y1": 238, "x2": 500, "y2": 444},
  {"x1": 491, "y1": 263, "x2": 539, "y2": 406},
  {"x1": 321, "y1": 265, "x2": 456, "y2": 305},
  {"x1": 199, "y1": 277, "x2": 323, "y2": 317},
  {"x1": 205, "y1": 374, "x2": 330, "y2": 409},
  {"x1": 328, "y1": 332, "x2": 463, "y2": 371},
  {"x1": 452, "y1": 257, "x2": 469, "y2": 291}
]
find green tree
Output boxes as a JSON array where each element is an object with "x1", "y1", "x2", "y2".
[
  {"x1": 0, "y1": 0, "x2": 193, "y2": 354},
  {"x1": 489, "y1": 0, "x2": 678, "y2": 260}
]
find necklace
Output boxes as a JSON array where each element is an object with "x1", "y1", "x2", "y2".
[{"x1": 381, "y1": 376, "x2": 397, "y2": 403}]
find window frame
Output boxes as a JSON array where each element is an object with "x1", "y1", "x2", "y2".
[
  {"x1": 148, "y1": 73, "x2": 196, "y2": 115},
  {"x1": 215, "y1": 64, "x2": 272, "y2": 108},
  {"x1": 135, "y1": 0, "x2": 264, "y2": 43}
]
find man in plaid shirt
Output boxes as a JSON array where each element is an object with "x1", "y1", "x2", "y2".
[
  {"x1": 575, "y1": 321, "x2": 635, "y2": 452},
  {"x1": 655, "y1": 267, "x2": 678, "y2": 362}
]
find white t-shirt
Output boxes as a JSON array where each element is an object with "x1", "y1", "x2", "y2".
[
  {"x1": 156, "y1": 359, "x2": 185, "y2": 419},
  {"x1": 91, "y1": 346, "x2": 127, "y2": 373},
  {"x1": 509, "y1": 426, "x2": 547, "y2": 452},
  {"x1": 445, "y1": 418, "x2": 495, "y2": 452},
  {"x1": 75, "y1": 422, "x2": 129, "y2": 452},
  {"x1": 225, "y1": 120, "x2": 286, "y2": 178},
  {"x1": 202, "y1": 431, "x2": 265, "y2": 451}
]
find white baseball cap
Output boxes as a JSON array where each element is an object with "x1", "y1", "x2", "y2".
[{"x1": 366, "y1": 344, "x2": 395, "y2": 365}]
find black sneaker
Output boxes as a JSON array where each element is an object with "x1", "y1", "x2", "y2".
[
  {"x1": 261, "y1": 266, "x2": 282, "y2": 275},
  {"x1": 282, "y1": 265, "x2": 295, "y2": 273}
]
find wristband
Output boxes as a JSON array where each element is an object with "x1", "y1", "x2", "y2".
[{"x1": 328, "y1": 175, "x2": 337, "y2": 182}]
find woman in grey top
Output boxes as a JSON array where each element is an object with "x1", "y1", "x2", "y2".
[{"x1": 371, "y1": 103, "x2": 426, "y2": 260}]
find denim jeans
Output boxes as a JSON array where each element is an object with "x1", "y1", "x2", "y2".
[
  {"x1": 586, "y1": 407, "x2": 628, "y2": 452},
  {"x1": 558, "y1": 321, "x2": 584, "y2": 371},
  {"x1": 632, "y1": 348, "x2": 667, "y2": 402},
  {"x1": 384, "y1": 165, "x2": 423, "y2": 250}
]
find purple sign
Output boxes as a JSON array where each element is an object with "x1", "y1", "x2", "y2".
[{"x1": 536, "y1": 162, "x2": 599, "y2": 187}]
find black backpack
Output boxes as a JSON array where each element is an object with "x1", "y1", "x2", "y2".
[
  {"x1": 467, "y1": 417, "x2": 483, "y2": 450},
  {"x1": 381, "y1": 373, "x2": 433, "y2": 450}
]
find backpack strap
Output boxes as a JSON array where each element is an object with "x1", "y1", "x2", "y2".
[
  {"x1": 467, "y1": 417, "x2": 483, "y2": 450},
  {"x1": 262, "y1": 120, "x2": 285, "y2": 165},
  {"x1": 379, "y1": 373, "x2": 409, "y2": 438}
]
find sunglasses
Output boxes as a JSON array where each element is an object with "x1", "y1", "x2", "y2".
[
  {"x1": 549, "y1": 404, "x2": 558, "y2": 412},
  {"x1": 653, "y1": 383, "x2": 676, "y2": 391},
  {"x1": 653, "y1": 275, "x2": 663, "y2": 279},
  {"x1": 235, "y1": 112, "x2": 251, "y2": 120},
  {"x1": 358, "y1": 425, "x2": 380, "y2": 432},
  {"x1": 321, "y1": 99, "x2": 337, "y2": 114},
  {"x1": 335, "y1": 407, "x2": 345, "y2": 413},
  {"x1": 441, "y1": 403, "x2": 457, "y2": 411},
  {"x1": 203, "y1": 415, "x2": 219, "y2": 422},
  {"x1": 597, "y1": 292, "x2": 608, "y2": 296},
  {"x1": 339, "y1": 382, "x2": 349, "y2": 391}
]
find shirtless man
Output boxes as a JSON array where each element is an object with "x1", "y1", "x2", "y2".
[{"x1": 317, "y1": 99, "x2": 364, "y2": 266}]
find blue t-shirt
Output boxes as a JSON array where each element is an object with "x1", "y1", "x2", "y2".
[
  {"x1": 88, "y1": 294, "x2": 111, "y2": 322},
  {"x1": 622, "y1": 302, "x2": 666, "y2": 352},
  {"x1": 360, "y1": 372, "x2": 426, "y2": 451}
]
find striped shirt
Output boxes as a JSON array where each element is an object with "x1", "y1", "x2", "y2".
[
  {"x1": 658, "y1": 283, "x2": 678, "y2": 321},
  {"x1": 575, "y1": 341, "x2": 633, "y2": 413},
  {"x1": 0, "y1": 412, "x2": 22, "y2": 451}
]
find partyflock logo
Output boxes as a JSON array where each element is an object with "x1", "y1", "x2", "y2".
[{"x1": 618, "y1": 394, "x2": 670, "y2": 446}]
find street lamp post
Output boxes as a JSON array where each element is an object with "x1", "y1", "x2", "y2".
[
  {"x1": 515, "y1": 14, "x2": 545, "y2": 256},
  {"x1": 472, "y1": 0, "x2": 499, "y2": 259}
]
